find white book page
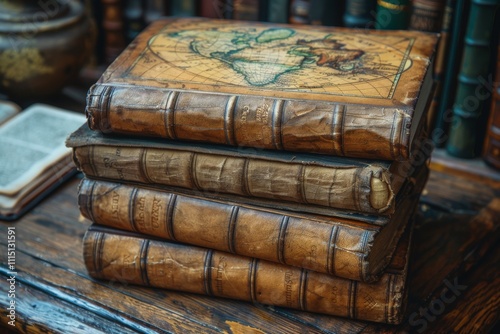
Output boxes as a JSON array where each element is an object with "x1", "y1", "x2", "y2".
[{"x1": 0, "y1": 103, "x2": 85, "y2": 195}]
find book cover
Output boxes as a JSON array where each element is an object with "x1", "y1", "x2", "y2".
[
  {"x1": 83, "y1": 219, "x2": 414, "y2": 324},
  {"x1": 86, "y1": 17, "x2": 438, "y2": 161},
  {"x1": 77, "y1": 162, "x2": 426, "y2": 282}
]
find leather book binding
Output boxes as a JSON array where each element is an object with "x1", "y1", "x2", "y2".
[
  {"x1": 78, "y1": 164, "x2": 427, "y2": 282},
  {"x1": 67, "y1": 125, "x2": 421, "y2": 216},
  {"x1": 83, "y1": 220, "x2": 414, "y2": 324},
  {"x1": 85, "y1": 18, "x2": 438, "y2": 160}
]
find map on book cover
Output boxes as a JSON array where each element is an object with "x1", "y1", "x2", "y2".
[{"x1": 125, "y1": 19, "x2": 415, "y2": 99}]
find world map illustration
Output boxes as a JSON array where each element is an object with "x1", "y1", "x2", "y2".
[{"x1": 127, "y1": 20, "x2": 414, "y2": 99}]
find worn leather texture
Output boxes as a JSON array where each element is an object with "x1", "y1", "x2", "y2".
[
  {"x1": 83, "y1": 222, "x2": 412, "y2": 324},
  {"x1": 85, "y1": 18, "x2": 438, "y2": 160}
]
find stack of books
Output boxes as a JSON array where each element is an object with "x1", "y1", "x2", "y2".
[{"x1": 67, "y1": 18, "x2": 438, "y2": 325}]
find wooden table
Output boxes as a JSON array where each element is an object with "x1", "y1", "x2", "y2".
[{"x1": 0, "y1": 166, "x2": 499, "y2": 333}]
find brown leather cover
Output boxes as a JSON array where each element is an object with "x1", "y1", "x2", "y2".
[
  {"x1": 85, "y1": 18, "x2": 438, "y2": 160},
  {"x1": 83, "y1": 220, "x2": 413, "y2": 324},
  {"x1": 68, "y1": 125, "x2": 408, "y2": 215},
  {"x1": 78, "y1": 164, "x2": 427, "y2": 282}
]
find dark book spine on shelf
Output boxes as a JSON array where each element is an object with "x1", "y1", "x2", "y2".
[
  {"x1": 375, "y1": 0, "x2": 411, "y2": 30},
  {"x1": 100, "y1": 0, "x2": 127, "y2": 64},
  {"x1": 200, "y1": 0, "x2": 227, "y2": 18},
  {"x1": 123, "y1": 0, "x2": 145, "y2": 42},
  {"x1": 228, "y1": 0, "x2": 261, "y2": 21},
  {"x1": 289, "y1": 0, "x2": 310, "y2": 24},
  {"x1": 170, "y1": 0, "x2": 198, "y2": 17},
  {"x1": 409, "y1": 0, "x2": 446, "y2": 32},
  {"x1": 446, "y1": 0, "x2": 500, "y2": 158},
  {"x1": 309, "y1": 0, "x2": 344, "y2": 26},
  {"x1": 343, "y1": 0, "x2": 377, "y2": 28},
  {"x1": 267, "y1": 0, "x2": 290, "y2": 23},
  {"x1": 431, "y1": 0, "x2": 469, "y2": 147},
  {"x1": 482, "y1": 19, "x2": 500, "y2": 169},
  {"x1": 426, "y1": 0, "x2": 455, "y2": 132},
  {"x1": 144, "y1": 0, "x2": 169, "y2": 24}
]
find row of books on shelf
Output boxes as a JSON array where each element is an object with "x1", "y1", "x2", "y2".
[{"x1": 66, "y1": 17, "x2": 438, "y2": 324}]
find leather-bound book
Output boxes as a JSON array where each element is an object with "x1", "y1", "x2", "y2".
[
  {"x1": 83, "y1": 219, "x2": 415, "y2": 324},
  {"x1": 100, "y1": 0, "x2": 127, "y2": 64},
  {"x1": 409, "y1": 0, "x2": 446, "y2": 32},
  {"x1": 67, "y1": 125, "x2": 427, "y2": 216},
  {"x1": 343, "y1": 0, "x2": 377, "y2": 28},
  {"x1": 85, "y1": 18, "x2": 438, "y2": 161},
  {"x1": 77, "y1": 163, "x2": 427, "y2": 282}
]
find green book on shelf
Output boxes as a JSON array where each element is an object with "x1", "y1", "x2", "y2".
[
  {"x1": 343, "y1": 0, "x2": 377, "y2": 28},
  {"x1": 431, "y1": 0, "x2": 468, "y2": 147},
  {"x1": 446, "y1": 0, "x2": 500, "y2": 158},
  {"x1": 375, "y1": 0, "x2": 411, "y2": 30}
]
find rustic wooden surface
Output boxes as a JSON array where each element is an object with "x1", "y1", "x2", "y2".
[{"x1": 0, "y1": 167, "x2": 499, "y2": 333}]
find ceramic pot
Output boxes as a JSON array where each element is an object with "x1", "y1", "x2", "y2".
[{"x1": 0, "y1": 0, "x2": 95, "y2": 98}]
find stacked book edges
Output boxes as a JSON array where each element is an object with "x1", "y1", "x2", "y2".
[{"x1": 67, "y1": 17, "x2": 438, "y2": 325}]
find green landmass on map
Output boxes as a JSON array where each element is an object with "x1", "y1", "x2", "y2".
[{"x1": 168, "y1": 27, "x2": 365, "y2": 86}]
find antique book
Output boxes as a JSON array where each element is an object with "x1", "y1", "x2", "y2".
[
  {"x1": 0, "y1": 103, "x2": 85, "y2": 220},
  {"x1": 431, "y1": 0, "x2": 468, "y2": 147},
  {"x1": 100, "y1": 0, "x2": 127, "y2": 64},
  {"x1": 426, "y1": 0, "x2": 455, "y2": 132},
  {"x1": 408, "y1": 0, "x2": 445, "y2": 32},
  {"x1": 83, "y1": 219, "x2": 414, "y2": 324},
  {"x1": 85, "y1": 17, "x2": 438, "y2": 161},
  {"x1": 375, "y1": 0, "x2": 411, "y2": 30},
  {"x1": 483, "y1": 30, "x2": 500, "y2": 170},
  {"x1": 343, "y1": 0, "x2": 376, "y2": 28},
  {"x1": 77, "y1": 163, "x2": 427, "y2": 282},
  {"x1": 308, "y1": 0, "x2": 344, "y2": 26},
  {"x1": 266, "y1": 0, "x2": 290, "y2": 23},
  {"x1": 67, "y1": 125, "x2": 420, "y2": 216},
  {"x1": 446, "y1": 0, "x2": 499, "y2": 158},
  {"x1": 288, "y1": 0, "x2": 310, "y2": 24}
]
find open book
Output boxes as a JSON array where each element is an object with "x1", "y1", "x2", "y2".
[{"x1": 0, "y1": 102, "x2": 85, "y2": 220}]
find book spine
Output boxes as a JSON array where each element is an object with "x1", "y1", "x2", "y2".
[
  {"x1": 83, "y1": 229, "x2": 406, "y2": 324},
  {"x1": 343, "y1": 0, "x2": 377, "y2": 28},
  {"x1": 200, "y1": 0, "x2": 227, "y2": 18},
  {"x1": 267, "y1": 0, "x2": 290, "y2": 23},
  {"x1": 446, "y1": 0, "x2": 500, "y2": 158},
  {"x1": 288, "y1": 0, "x2": 310, "y2": 24},
  {"x1": 482, "y1": 31, "x2": 500, "y2": 169},
  {"x1": 144, "y1": 0, "x2": 169, "y2": 24},
  {"x1": 375, "y1": 0, "x2": 411, "y2": 30},
  {"x1": 100, "y1": 0, "x2": 127, "y2": 64},
  {"x1": 170, "y1": 0, "x2": 198, "y2": 16},
  {"x1": 409, "y1": 0, "x2": 446, "y2": 32},
  {"x1": 426, "y1": 0, "x2": 455, "y2": 132},
  {"x1": 86, "y1": 84, "x2": 412, "y2": 160},
  {"x1": 123, "y1": 0, "x2": 145, "y2": 42},
  {"x1": 78, "y1": 178, "x2": 378, "y2": 282},
  {"x1": 230, "y1": 0, "x2": 260, "y2": 21},
  {"x1": 431, "y1": 0, "x2": 467, "y2": 147},
  {"x1": 309, "y1": 0, "x2": 344, "y2": 26},
  {"x1": 72, "y1": 145, "x2": 394, "y2": 214}
]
